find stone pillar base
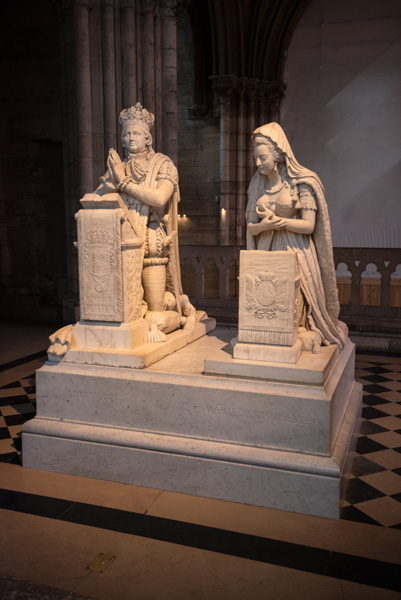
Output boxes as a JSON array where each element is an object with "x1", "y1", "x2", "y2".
[{"x1": 71, "y1": 319, "x2": 149, "y2": 351}]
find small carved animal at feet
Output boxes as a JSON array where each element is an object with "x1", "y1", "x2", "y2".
[
  {"x1": 47, "y1": 325, "x2": 73, "y2": 359},
  {"x1": 298, "y1": 327, "x2": 323, "y2": 353}
]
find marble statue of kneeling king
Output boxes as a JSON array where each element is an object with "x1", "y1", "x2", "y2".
[{"x1": 48, "y1": 103, "x2": 198, "y2": 358}]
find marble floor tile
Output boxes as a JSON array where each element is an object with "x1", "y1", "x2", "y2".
[
  {"x1": 0, "y1": 463, "x2": 162, "y2": 514},
  {"x1": 374, "y1": 402, "x2": 401, "y2": 416},
  {"x1": 382, "y1": 363, "x2": 401, "y2": 372},
  {"x1": 379, "y1": 381, "x2": 401, "y2": 392},
  {"x1": 1, "y1": 330, "x2": 401, "y2": 599},
  {"x1": 0, "y1": 437, "x2": 16, "y2": 454},
  {"x1": 146, "y1": 490, "x2": 401, "y2": 564},
  {"x1": 0, "y1": 360, "x2": 46, "y2": 389},
  {"x1": 0, "y1": 509, "x2": 124, "y2": 592},
  {"x1": 353, "y1": 496, "x2": 401, "y2": 527},
  {"x1": 369, "y1": 430, "x2": 401, "y2": 448},
  {"x1": 370, "y1": 416, "x2": 401, "y2": 431},
  {"x1": 366, "y1": 449, "x2": 401, "y2": 470},
  {"x1": 2, "y1": 403, "x2": 36, "y2": 416},
  {"x1": 380, "y1": 372, "x2": 401, "y2": 381},
  {"x1": 74, "y1": 532, "x2": 348, "y2": 600},
  {"x1": 341, "y1": 579, "x2": 401, "y2": 600},
  {"x1": 360, "y1": 470, "x2": 401, "y2": 495},
  {"x1": 376, "y1": 390, "x2": 401, "y2": 402},
  {"x1": 0, "y1": 387, "x2": 33, "y2": 399}
]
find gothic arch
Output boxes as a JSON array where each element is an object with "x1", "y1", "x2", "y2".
[
  {"x1": 206, "y1": 0, "x2": 308, "y2": 81},
  {"x1": 185, "y1": 0, "x2": 310, "y2": 246}
]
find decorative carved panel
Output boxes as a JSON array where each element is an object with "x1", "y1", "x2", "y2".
[{"x1": 77, "y1": 209, "x2": 123, "y2": 321}]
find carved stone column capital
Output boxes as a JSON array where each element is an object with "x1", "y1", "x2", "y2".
[
  {"x1": 244, "y1": 79, "x2": 258, "y2": 102},
  {"x1": 120, "y1": 0, "x2": 136, "y2": 9},
  {"x1": 210, "y1": 75, "x2": 239, "y2": 103},
  {"x1": 236, "y1": 77, "x2": 248, "y2": 101},
  {"x1": 52, "y1": 0, "x2": 69, "y2": 9},
  {"x1": 160, "y1": 0, "x2": 190, "y2": 18},
  {"x1": 53, "y1": 0, "x2": 93, "y2": 8},
  {"x1": 256, "y1": 80, "x2": 285, "y2": 105},
  {"x1": 266, "y1": 81, "x2": 286, "y2": 107},
  {"x1": 255, "y1": 80, "x2": 270, "y2": 104},
  {"x1": 141, "y1": 0, "x2": 158, "y2": 14},
  {"x1": 188, "y1": 104, "x2": 209, "y2": 119}
]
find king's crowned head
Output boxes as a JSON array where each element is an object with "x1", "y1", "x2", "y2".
[{"x1": 119, "y1": 102, "x2": 155, "y2": 133}]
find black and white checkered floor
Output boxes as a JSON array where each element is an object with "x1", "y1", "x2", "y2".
[{"x1": 1, "y1": 350, "x2": 401, "y2": 528}]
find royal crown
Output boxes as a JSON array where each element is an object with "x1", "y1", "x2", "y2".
[{"x1": 119, "y1": 102, "x2": 155, "y2": 131}]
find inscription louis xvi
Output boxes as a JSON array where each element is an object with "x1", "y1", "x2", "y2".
[{"x1": 70, "y1": 390, "x2": 113, "y2": 403}]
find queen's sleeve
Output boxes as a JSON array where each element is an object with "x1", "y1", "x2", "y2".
[{"x1": 298, "y1": 183, "x2": 317, "y2": 211}]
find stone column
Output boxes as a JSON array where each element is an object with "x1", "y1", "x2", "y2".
[
  {"x1": 101, "y1": 0, "x2": 118, "y2": 155},
  {"x1": 210, "y1": 75, "x2": 238, "y2": 246},
  {"x1": 141, "y1": 0, "x2": 157, "y2": 121},
  {"x1": 72, "y1": 0, "x2": 94, "y2": 199},
  {"x1": 265, "y1": 81, "x2": 286, "y2": 123},
  {"x1": 245, "y1": 79, "x2": 257, "y2": 192},
  {"x1": 154, "y1": 3, "x2": 163, "y2": 150},
  {"x1": 235, "y1": 78, "x2": 247, "y2": 246},
  {"x1": 159, "y1": 0, "x2": 183, "y2": 163},
  {"x1": 54, "y1": 0, "x2": 94, "y2": 318},
  {"x1": 120, "y1": 0, "x2": 138, "y2": 108},
  {"x1": 255, "y1": 80, "x2": 270, "y2": 130}
]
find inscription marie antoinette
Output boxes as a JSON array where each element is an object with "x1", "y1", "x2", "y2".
[{"x1": 206, "y1": 405, "x2": 313, "y2": 426}]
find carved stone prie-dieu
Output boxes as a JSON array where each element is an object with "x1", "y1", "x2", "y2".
[
  {"x1": 235, "y1": 250, "x2": 301, "y2": 362},
  {"x1": 78, "y1": 209, "x2": 124, "y2": 321}
]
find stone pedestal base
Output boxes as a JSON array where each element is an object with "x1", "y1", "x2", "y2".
[
  {"x1": 72, "y1": 319, "x2": 149, "y2": 350},
  {"x1": 63, "y1": 313, "x2": 215, "y2": 369},
  {"x1": 233, "y1": 338, "x2": 302, "y2": 364},
  {"x1": 23, "y1": 331, "x2": 362, "y2": 519}
]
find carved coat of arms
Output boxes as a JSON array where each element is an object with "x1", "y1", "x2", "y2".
[
  {"x1": 84, "y1": 224, "x2": 115, "y2": 293},
  {"x1": 245, "y1": 270, "x2": 288, "y2": 319},
  {"x1": 77, "y1": 210, "x2": 123, "y2": 321}
]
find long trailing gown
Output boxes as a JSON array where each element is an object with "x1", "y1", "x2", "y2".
[{"x1": 246, "y1": 177, "x2": 346, "y2": 348}]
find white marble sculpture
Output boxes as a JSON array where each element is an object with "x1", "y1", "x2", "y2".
[
  {"x1": 48, "y1": 103, "x2": 214, "y2": 364},
  {"x1": 245, "y1": 122, "x2": 347, "y2": 353},
  {"x1": 25, "y1": 119, "x2": 361, "y2": 520},
  {"x1": 88, "y1": 102, "x2": 192, "y2": 334}
]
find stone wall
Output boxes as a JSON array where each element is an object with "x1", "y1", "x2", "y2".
[
  {"x1": 281, "y1": 0, "x2": 401, "y2": 248},
  {"x1": 0, "y1": 0, "x2": 66, "y2": 323}
]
